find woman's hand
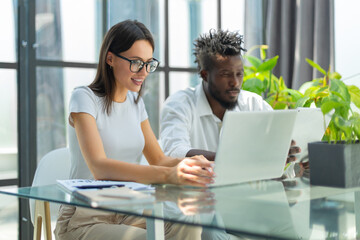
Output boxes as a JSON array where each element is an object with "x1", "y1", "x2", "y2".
[{"x1": 167, "y1": 155, "x2": 215, "y2": 187}]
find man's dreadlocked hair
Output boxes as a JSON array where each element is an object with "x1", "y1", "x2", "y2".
[{"x1": 193, "y1": 29, "x2": 246, "y2": 74}]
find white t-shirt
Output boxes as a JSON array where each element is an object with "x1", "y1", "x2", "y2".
[
  {"x1": 68, "y1": 86, "x2": 148, "y2": 179},
  {"x1": 160, "y1": 83, "x2": 273, "y2": 158}
]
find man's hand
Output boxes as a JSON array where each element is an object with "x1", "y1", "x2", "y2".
[{"x1": 287, "y1": 140, "x2": 301, "y2": 164}]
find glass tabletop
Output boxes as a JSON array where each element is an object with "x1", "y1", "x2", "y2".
[{"x1": 1, "y1": 177, "x2": 360, "y2": 239}]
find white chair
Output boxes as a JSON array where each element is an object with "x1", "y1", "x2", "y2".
[
  {"x1": 30, "y1": 147, "x2": 70, "y2": 240},
  {"x1": 29, "y1": 146, "x2": 164, "y2": 240}
]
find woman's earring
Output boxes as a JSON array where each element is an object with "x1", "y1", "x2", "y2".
[{"x1": 109, "y1": 65, "x2": 112, "y2": 70}]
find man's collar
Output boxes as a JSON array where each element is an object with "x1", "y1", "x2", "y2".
[
  {"x1": 195, "y1": 82, "x2": 242, "y2": 117},
  {"x1": 195, "y1": 83, "x2": 214, "y2": 117}
]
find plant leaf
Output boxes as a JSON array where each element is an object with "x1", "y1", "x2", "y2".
[
  {"x1": 260, "y1": 48, "x2": 267, "y2": 60},
  {"x1": 333, "y1": 115, "x2": 352, "y2": 140},
  {"x1": 335, "y1": 106, "x2": 350, "y2": 120},
  {"x1": 243, "y1": 72, "x2": 257, "y2": 81},
  {"x1": 330, "y1": 91, "x2": 348, "y2": 103},
  {"x1": 306, "y1": 58, "x2": 326, "y2": 75},
  {"x1": 270, "y1": 78, "x2": 279, "y2": 93},
  {"x1": 323, "y1": 94, "x2": 350, "y2": 118},
  {"x1": 351, "y1": 112, "x2": 360, "y2": 140},
  {"x1": 348, "y1": 85, "x2": 360, "y2": 109},
  {"x1": 244, "y1": 55, "x2": 262, "y2": 69},
  {"x1": 257, "y1": 56, "x2": 279, "y2": 72},
  {"x1": 314, "y1": 86, "x2": 329, "y2": 98},
  {"x1": 298, "y1": 81, "x2": 315, "y2": 94},
  {"x1": 273, "y1": 102, "x2": 288, "y2": 110},
  {"x1": 295, "y1": 96, "x2": 311, "y2": 108},
  {"x1": 242, "y1": 78, "x2": 264, "y2": 96},
  {"x1": 304, "y1": 86, "x2": 321, "y2": 98},
  {"x1": 320, "y1": 100, "x2": 344, "y2": 115},
  {"x1": 329, "y1": 72, "x2": 342, "y2": 80},
  {"x1": 244, "y1": 66, "x2": 256, "y2": 72},
  {"x1": 278, "y1": 76, "x2": 286, "y2": 91},
  {"x1": 322, "y1": 76, "x2": 327, "y2": 87},
  {"x1": 330, "y1": 79, "x2": 351, "y2": 104},
  {"x1": 326, "y1": 121, "x2": 338, "y2": 143},
  {"x1": 260, "y1": 78, "x2": 267, "y2": 91},
  {"x1": 284, "y1": 89, "x2": 304, "y2": 101}
]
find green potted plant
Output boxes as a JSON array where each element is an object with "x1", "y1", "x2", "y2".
[
  {"x1": 243, "y1": 45, "x2": 303, "y2": 109},
  {"x1": 296, "y1": 59, "x2": 360, "y2": 187},
  {"x1": 243, "y1": 48, "x2": 360, "y2": 187}
]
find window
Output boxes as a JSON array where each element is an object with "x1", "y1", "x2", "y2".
[
  {"x1": 2, "y1": 1, "x2": 247, "y2": 239},
  {"x1": 0, "y1": 69, "x2": 17, "y2": 180},
  {"x1": 35, "y1": 0, "x2": 101, "y2": 162},
  {"x1": 0, "y1": 1, "x2": 18, "y2": 238},
  {"x1": 169, "y1": 0, "x2": 217, "y2": 68}
]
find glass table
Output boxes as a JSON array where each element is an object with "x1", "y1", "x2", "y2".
[{"x1": 1, "y1": 177, "x2": 360, "y2": 240}]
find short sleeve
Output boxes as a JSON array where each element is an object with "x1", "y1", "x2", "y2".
[
  {"x1": 137, "y1": 97, "x2": 148, "y2": 122},
  {"x1": 69, "y1": 87, "x2": 98, "y2": 125}
]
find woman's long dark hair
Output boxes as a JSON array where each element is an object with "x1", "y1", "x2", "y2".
[{"x1": 89, "y1": 20, "x2": 155, "y2": 115}]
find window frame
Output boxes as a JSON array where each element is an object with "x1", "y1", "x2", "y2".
[{"x1": 1, "y1": 1, "x2": 223, "y2": 239}]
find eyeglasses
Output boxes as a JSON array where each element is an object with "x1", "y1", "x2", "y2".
[{"x1": 112, "y1": 52, "x2": 159, "y2": 73}]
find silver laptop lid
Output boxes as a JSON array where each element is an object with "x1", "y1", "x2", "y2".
[
  {"x1": 291, "y1": 107, "x2": 329, "y2": 162},
  {"x1": 212, "y1": 110, "x2": 297, "y2": 187}
]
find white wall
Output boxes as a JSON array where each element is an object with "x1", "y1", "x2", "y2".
[{"x1": 334, "y1": 0, "x2": 360, "y2": 80}]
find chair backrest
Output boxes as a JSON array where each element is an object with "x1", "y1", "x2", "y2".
[{"x1": 29, "y1": 147, "x2": 71, "y2": 224}]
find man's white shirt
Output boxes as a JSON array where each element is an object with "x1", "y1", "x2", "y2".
[{"x1": 160, "y1": 83, "x2": 273, "y2": 158}]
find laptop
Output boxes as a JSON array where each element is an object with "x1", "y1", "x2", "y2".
[
  {"x1": 291, "y1": 107, "x2": 330, "y2": 162},
  {"x1": 211, "y1": 110, "x2": 298, "y2": 187}
]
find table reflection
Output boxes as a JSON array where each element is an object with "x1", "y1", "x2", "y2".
[
  {"x1": 154, "y1": 179, "x2": 310, "y2": 239},
  {"x1": 3, "y1": 175, "x2": 360, "y2": 239},
  {"x1": 154, "y1": 186, "x2": 216, "y2": 216}
]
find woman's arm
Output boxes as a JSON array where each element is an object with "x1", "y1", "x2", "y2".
[
  {"x1": 72, "y1": 113, "x2": 214, "y2": 186},
  {"x1": 141, "y1": 119, "x2": 181, "y2": 167}
]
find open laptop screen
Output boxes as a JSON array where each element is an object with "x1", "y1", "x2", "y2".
[{"x1": 212, "y1": 110, "x2": 297, "y2": 187}]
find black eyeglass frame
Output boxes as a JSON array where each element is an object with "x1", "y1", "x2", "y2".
[{"x1": 111, "y1": 52, "x2": 160, "y2": 73}]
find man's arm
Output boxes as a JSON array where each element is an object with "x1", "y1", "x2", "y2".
[
  {"x1": 186, "y1": 149, "x2": 216, "y2": 161},
  {"x1": 160, "y1": 96, "x2": 193, "y2": 158},
  {"x1": 161, "y1": 100, "x2": 216, "y2": 161}
]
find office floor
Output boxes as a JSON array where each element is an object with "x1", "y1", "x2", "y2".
[{"x1": 0, "y1": 192, "x2": 18, "y2": 240}]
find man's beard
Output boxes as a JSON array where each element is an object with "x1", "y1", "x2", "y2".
[{"x1": 208, "y1": 81, "x2": 239, "y2": 110}]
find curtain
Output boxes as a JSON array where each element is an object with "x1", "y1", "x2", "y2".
[
  {"x1": 246, "y1": 0, "x2": 334, "y2": 90},
  {"x1": 266, "y1": 0, "x2": 297, "y2": 88},
  {"x1": 244, "y1": 0, "x2": 265, "y2": 56}
]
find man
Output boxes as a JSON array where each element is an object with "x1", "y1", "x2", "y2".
[{"x1": 160, "y1": 29, "x2": 300, "y2": 162}]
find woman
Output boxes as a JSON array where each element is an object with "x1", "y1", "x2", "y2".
[{"x1": 54, "y1": 20, "x2": 214, "y2": 240}]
